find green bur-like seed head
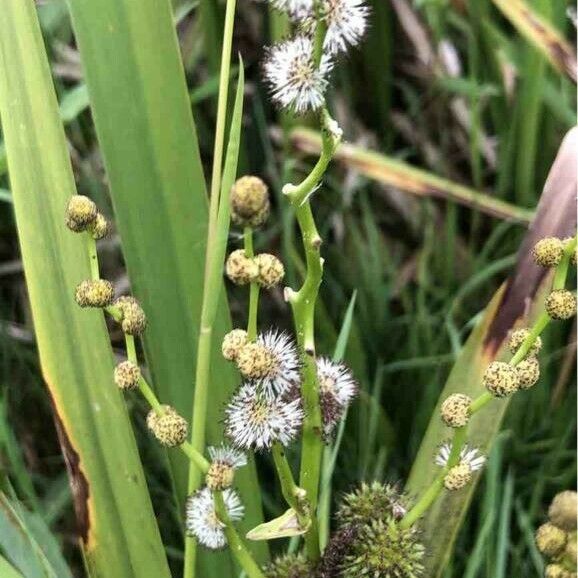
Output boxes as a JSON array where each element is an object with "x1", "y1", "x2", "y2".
[
  {"x1": 336, "y1": 482, "x2": 407, "y2": 528},
  {"x1": 114, "y1": 360, "x2": 141, "y2": 390},
  {"x1": 508, "y1": 328, "x2": 542, "y2": 358},
  {"x1": 65, "y1": 195, "x2": 97, "y2": 232},
  {"x1": 545, "y1": 290, "x2": 577, "y2": 321},
  {"x1": 146, "y1": 405, "x2": 188, "y2": 447},
  {"x1": 516, "y1": 357, "x2": 540, "y2": 389},
  {"x1": 114, "y1": 296, "x2": 147, "y2": 335},
  {"x1": 549, "y1": 491, "x2": 578, "y2": 532},
  {"x1": 440, "y1": 393, "x2": 472, "y2": 428},
  {"x1": 536, "y1": 523, "x2": 567, "y2": 557},
  {"x1": 483, "y1": 361, "x2": 520, "y2": 397},
  {"x1": 340, "y1": 518, "x2": 425, "y2": 578},
  {"x1": 533, "y1": 237, "x2": 565, "y2": 267},
  {"x1": 231, "y1": 176, "x2": 270, "y2": 228},
  {"x1": 255, "y1": 253, "x2": 285, "y2": 289},
  {"x1": 225, "y1": 249, "x2": 259, "y2": 285},
  {"x1": 75, "y1": 279, "x2": 114, "y2": 308},
  {"x1": 263, "y1": 553, "x2": 311, "y2": 578}
]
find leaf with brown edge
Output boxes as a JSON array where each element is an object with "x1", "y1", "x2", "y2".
[{"x1": 405, "y1": 128, "x2": 577, "y2": 577}]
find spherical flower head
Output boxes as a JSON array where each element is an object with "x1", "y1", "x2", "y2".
[
  {"x1": 231, "y1": 176, "x2": 270, "y2": 228},
  {"x1": 185, "y1": 487, "x2": 244, "y2": 550},
  {"x1": 435, "y1": 442, "x2": 486, "y2": 472},
  {"x1": 255, "y1": 253, "x2": 285, "y2": 289},
  {"x1": 321, "y1": 0, "x2": 370, "y2": 56},
  {"x1": 440, "y1": 393, "x2": 472, "y2": 428},
  {"x1": 533, "y1": 237, "x2": 565, "y2": 267},
  {"x1": 90, "y1": 213, "x2": 109, "y2": 240},
  {"x1": 545, "y1": 290, "x2": 577, "y2": 321},
  {"x1": 549, "y1": 491, "x2": 578, "y2": 532},
  {"x1": 483, "y1": 361, "x2": 520, "y2": 397},
  {"x1": 75, "y1": 279, "x2": 114, "y2": 308},
  {"x1": 114, "y1": 360, "x2": 141, "y2": 390},
  {"x1": 508, "y1": 328, "x2": 542, "y2": 358},
  {"x1": 336, "y1": 482, "x2": 407, "y2": 528},
  {"x1": 263, "y1": 36, "x2": 333, "y2": 114},
  {"x1": 444, "y1": 463, "x2": 472, "y2": 491},
  {"x1": 222, "y1": 329, "x2": 249, "y2": 362},
  {"x1": 535, "y1": 523, "x2": 567, "y2": 557},
  {"x1": 566, "y1": 538, "x2": 577, "y2": 565},
  {"x1": 340, "y1": 518, "x2": 425, "y2": 578},
  {"x1": 516, "y1": 357, "x2": 540, "y2": 389},
  {"x1": 316, "y1": 357, "x2": 357, "y2": 437},
  {"x1": 225, "y1": 249, "x2": 259, "y2": 286},
  {"x1": 236, "y1": 342, "x2": 276, "y2": 380},
  {"x1": 205, "y1": 445, "x2": 247, "y2": 491},
  {"x1": 224, "y1": 382, "x2": 303, "y2": 450},
  {"x1": 146, "y1": 405, "x2": 188, "y2": 447},
  {"x1": 264, "y1": 553, "x2": 311, "y2": 578},
  {"x1": 66, "y1": 195, "x2": 97, "y2": 232},
  {"x1": 546, "y1": 564, "x2": 572, "y2": 578},
  {"x1": 114, "y1": 296, "x2": 148, "y2": 335}
]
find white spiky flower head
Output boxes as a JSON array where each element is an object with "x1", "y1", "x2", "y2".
[
  {"x1": 435, "y1": 442, "x2": 486, "y2": 472},
  {"x1": 269, "y1": 0, "x2": 315, "y2": 19},
  {"x1": 185, "y1": 487, "x2": 244, "y2": 549},
  {"x1": 320, "y1": 0, "x2": 369, "y2": 55},
  {"x1": 208, "y1": 445, "x2": 248, "y2": 470},
  {"x1": 224, "y1": 382, "x2": 304, "y2": 450},
  {"x1": 316, "y1": 356, "x2": 358, "y2": 437},
  {"x1": 263, "y1": 35, "x2": 333, "y2": 114}
]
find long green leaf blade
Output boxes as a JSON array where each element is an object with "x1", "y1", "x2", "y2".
[{"x1": 0, "y1": 2, "x2": 171, "y2": 577}]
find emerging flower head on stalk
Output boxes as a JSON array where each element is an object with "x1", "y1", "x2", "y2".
[
  {"x1": 318, "y1": 0, "x2": 370, "y2": 56},
  {"x1": 435, "y1": 442, "x2": 486, "y2": 471},
  {"x1": 185, "y1": 487, "x2": 244, "y2": 550}
]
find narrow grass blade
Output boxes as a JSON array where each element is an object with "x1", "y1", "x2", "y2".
[
  {"x1": 492, "y1": 0, "x2": 577, "y2": 82},
  {"x1": 405, "y1": 129, "x2": 577, "y2": 577},
  {"x1": 0, "y1": 1, "x2": 171, "y2": 576},
  {"x1": 289, "y1": 128, "x2": 534, "y2": 224}
]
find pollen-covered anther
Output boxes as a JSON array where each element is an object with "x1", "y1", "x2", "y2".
[
  {"x1": 90, "y1": 213, "x2": 110, "y2": 240},
  {"x1": 114, "y1": 296, "x2": 148, "y2": 335},
  {"x1": 440, "y1": 393, "x2": 472, "y2": 428},
  {"x1": 114, "y1": 360, "x2": 141, "y2": 390},
  {"x1": 225, "y1": 249, "x2": 259, "y2": 286},
  {"x1": 146, "y1": 405, "x2": 188, "y2": 447},
  {"x1": 508, "y1": 328, "x2": 542, "y2": 358},
  {"x1": 545, "y1": 290, "x2": 577, "y2": 320},
  {"x1": 75, "y1": 279, "x2": 115, "y2": 308},
  {"x1": 231, "y1": 176, "x2": 270, "y2": 228},
  {"x1": 482, "y1": 361, "x2": 520, "y2": 397},
  {"x1": 444, "y1": 463, "x2": 472, "y2": 491},
  {"x1": 205, "y1": 462, "x2": 235, "y2": 491},
  {"x1": 535, "y1": 523, "x2": 567, "y2": 557},
  {"x1": 532, "y1": 237, "x2": 565, "y2": 267},
  {"x1": 65, "y1": 195, "x2": 97, "y2": 232},
  {"x1": 222, "y1": 329, "x2": 248, "y2": 362},
  {"x1": 236, "y1": 343, "x2": 276, "y2": 379},
  {"x1": 549, "y1": 491, "x2": 578, "y2": 531},
  {"x1": 516, "y1": 357, "x2": 540, "y2": 389},
  {"x1": 255, "y1": 253, "x2": 285, "y2": 289}
]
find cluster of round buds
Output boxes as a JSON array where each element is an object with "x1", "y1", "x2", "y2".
[
  {"x1": 114, "y1": 296, "x2": 147, "y2": 335},
  {"x1": 146, "y1": 405, "x2": 188, "y2": 447},
  {"x1": 533, "y1": 237, "x2": 566, "y2": 267},
  {"x1": 482, "y1": 361, "x2": 520, "y2": 398},
  {"x1": 440, "y1": 393, "x2": 472, "y2": 428},
  {"x1": 508, "y1": 328, "x2": 542, "y2": 358},
  {"x1": 263, "y1": 553, "x2": 311, "y2": 578},
  {"x1": 230, "y1": 176, "x2": 270, "y2": 228},
  {"x1": 436, "y1": 442, "x2": 486, "y2": 491},
  {"x1": 545, "y1": 290, "x2": 577, "y2": 321},
  {"x1": 205, "y1": 445, "x2": 247, "y2": 491},
  {"x1": 221, "y1": 329, "x2": 248, "y2": 362},
  {"x1": 225, "y1": 250, "x2": 285, "y2": 289},
  {"x1": 65, "y1": 195, "x2": 109, "y2": 239},
  {"x1": 114, "y1": 360, "x2": 141, "y2": 390},
  {"x1": 185, "y1": 486, "x2": 244, "y2": 550},
  {"x1": 75, "y1": 279, "x2": 114, "y2": 308},
  {"x1": 255, "y1": 253, "x2": 285, "y2": 288}
]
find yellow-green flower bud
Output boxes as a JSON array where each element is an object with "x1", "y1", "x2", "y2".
[
  {"x1": 545, "y1": 290, "x2": 577, "y2": 321},
  {"x1": 444, "y1": 463, "x2": 472, "y2": 491},
  {"x1": 222, "y1": 329, "x2": 248, "y2": 362},
  {"x1": 483, "y1": 361, "x2": 520, "y2": 398},
  {"x1": 231, "y1": 176, "x2": 270, "y2": 228},
  {"x1": 533, "y1": 237, "x2": 565, "y2": 267},
  {"x1": 516, "y1": 357, "x2": 540, "y2": 390},
  {"x1": 508, "y1": 328, "x2": 542, "y2": 358},
  {"x1": 440, "y1": 393, "x2": 472, "y2": 428},
  {"x1": 545, "y1": 564, "x2": 570, "y2": 578},
  {"x1": 205, "y1": 461, "x2": 235, "y2": 491},
  {"x1": 536, "y1": 523, "x2": 567, "y2": 557},
  {"x1": 146, "y1": 405, "x2": 188, "y2": 447},
  {"x1": 90, "y1": 212, "x2": 109, "y2": 240},
  {"x1": 236, "y1": 342, "x2": 275, "y2": 379},
  {"x1": 549, "y1": 491, "x2": 578, "y2": 532},
  {"x1": 225, "y1": 249, "x2": 259, "y2": 285},
  {"x1": 114, "y1": 360, "x2": 141, "y2": 390},
  {"x1": 65, "y1": 195, "x2": 97, "y2": 232},
  {"x1": 75, "y1": 279, "x2": 114, "y2": 308},
  {"x1": 114, "y1": 296, "x2": 147, "y2": 335},
  {"x1": 255, "y1": 253, "x2": 285, "y2": 289}
]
